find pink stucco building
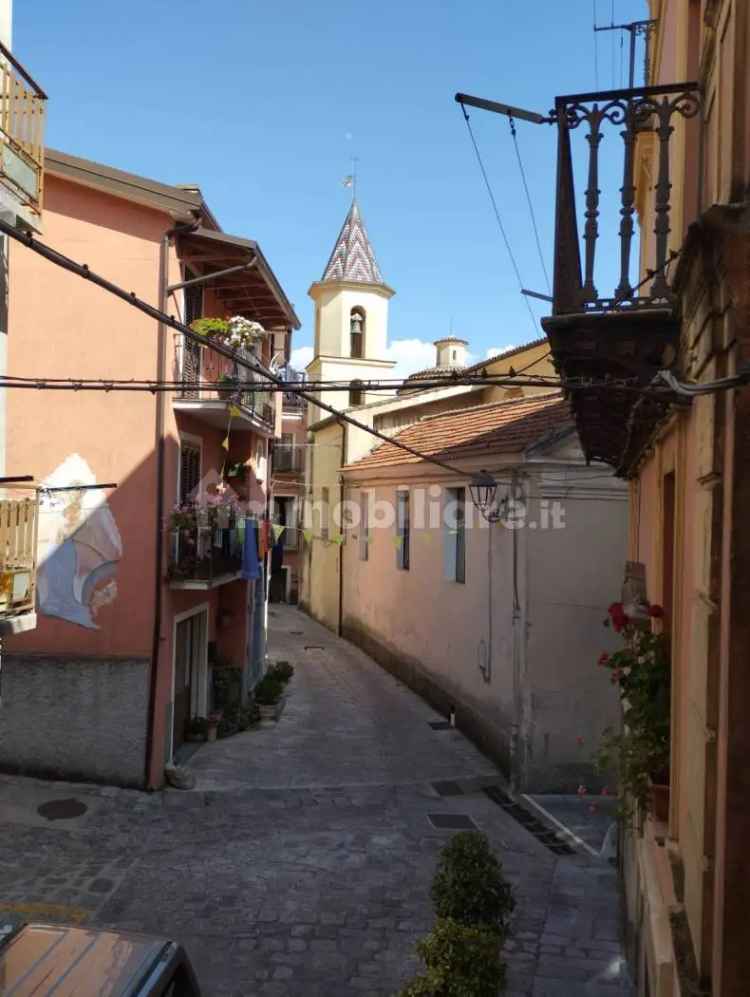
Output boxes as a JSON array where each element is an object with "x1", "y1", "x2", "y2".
[{"x1": 0, "y1": 149, "x2": 299, "y2": 788}]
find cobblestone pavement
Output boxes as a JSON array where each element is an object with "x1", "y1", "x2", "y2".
[{"x1": 0, "y1": 606, "x2": 631, "y2": 996}]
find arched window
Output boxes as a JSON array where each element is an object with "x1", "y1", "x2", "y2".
[
  {"x1": 349, "y1": 379, "x2": 364, "y2": 407},
  {"x1": 350, "y1": 307, "x2": 365, "y2": 358}
]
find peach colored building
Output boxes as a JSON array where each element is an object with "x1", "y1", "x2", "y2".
[
  {"x1": 339, "y1": 393, "x2": 628, "y2": 792},
  {"x1": 0, "y1": 149, "x2": 298, "y2": 788},
  {"x1": 544, "y1": 2, "x2": 750, "y2": 993},
  {"x1": 0, "y1": 10, "x2": 47, "y2": 638}
]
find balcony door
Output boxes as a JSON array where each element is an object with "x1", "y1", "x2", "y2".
[{"x1": 172, "y1": 607, "x2": 208, "y2": 756}]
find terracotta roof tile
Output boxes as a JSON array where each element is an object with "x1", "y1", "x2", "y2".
[{"x1": 344, "y1": 392, "x2": 570, "y2": 471}]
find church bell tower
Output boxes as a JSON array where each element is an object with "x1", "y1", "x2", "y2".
[{"x1": 307, "y1": 199, "x2": 395, "y2": 418}]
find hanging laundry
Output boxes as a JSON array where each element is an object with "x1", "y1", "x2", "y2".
[{"x1": 241, "y1": 518, "x2": 261, "y2": 581}]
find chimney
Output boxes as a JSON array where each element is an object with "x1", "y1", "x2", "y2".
[{"x1": 434, "y1": 337, "x2": 468, "y2": 369}]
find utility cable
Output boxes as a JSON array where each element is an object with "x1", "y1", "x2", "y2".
[
  {"x1": 0, "y1": 220, "x2": 470, "y2": 478},
  {"x1": 657, "y1": 367, "x2": 750, "y2": 396},
  {"x1": 458, "y1": 102, "x2": 539, "y2": 335},
  {"x1": 507, "y1": 114, "x2": 551, "y2": 295}
]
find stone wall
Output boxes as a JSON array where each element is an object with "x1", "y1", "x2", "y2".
[{"x1": 0, "y1": 656, "x2": 149, "y2": 787}]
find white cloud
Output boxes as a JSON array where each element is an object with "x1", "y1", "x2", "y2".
[
  {"x1": 385, "y1": 338, "x2": 438, "y2": 379},
  {"x1": 485, "y1": 344, "x2": 517, "y2": 360},
  {"x1": 290, "y1": 345, "x2": 314, "y2": 370}
]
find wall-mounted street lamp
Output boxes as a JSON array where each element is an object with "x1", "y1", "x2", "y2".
[{"x1": 469, "y1": 470, "x2": 505, "y2": 523}]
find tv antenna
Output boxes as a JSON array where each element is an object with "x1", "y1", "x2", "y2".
[{"x1": 594, "y1": 18, "x2": 658, "y2": 88}]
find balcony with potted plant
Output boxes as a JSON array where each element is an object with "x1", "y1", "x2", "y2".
[
  {"x1": 167, "y1": 496, "x2": 244, "y2": 590},
  {"x1": 173, "y1": 316, "x2": 276, "y2": 435}
]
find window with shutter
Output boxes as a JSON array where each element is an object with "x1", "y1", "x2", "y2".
[
  {"x1": 443, "y1": 487, "x2": 466, "y2": 583},
  {"x1": 396, "y1": 490, "x2": 410, "y2": 570},
  {"x1": 179, "y1": 443, "x2": 201, "y2": 504}
]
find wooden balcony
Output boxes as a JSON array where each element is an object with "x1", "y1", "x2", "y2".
[
  {"x1": 0, "y1": 493, "x2": 38, "y2": 632},
  {"x1": 0, "y1": 42, "x2": 47, "y2": 227},
  {"x1": 173, "y1": 335, "x2": 275, "y2": 436},
  {"x1": 542, "y1": 82, "x2": 701, "y2": 476}
]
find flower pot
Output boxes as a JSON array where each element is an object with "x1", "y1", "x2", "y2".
[
  {"x1": 257, "y1": 703, "x2": 278, "y2": 725},
  {"x1": 206, "y1": 721, "x2": 219, "y2": 743},
  {"x1": 648, "y1": 778, "x2": 670, "y2": 822}
]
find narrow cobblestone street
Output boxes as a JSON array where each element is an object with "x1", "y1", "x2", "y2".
[{"x1": 0, "y1": 606, "x2": 630, "y2": 996}]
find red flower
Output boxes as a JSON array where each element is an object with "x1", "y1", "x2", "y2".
[
  {"x1": 598, "y1": 652, "x2": 609, "y2": 667},
  {"x1": 576, "y1": 736, "x2": 585, "y2": 746},
  {"x1": 608, "y1": 602, "x2": 629, "y2": 633},
  {"x1": 577, "y1": 784, "x2": 588, "y2": 796},
  {"x1": 648, "y1": 604, "x2": 665, "y2": 618},
  {"x1": 610, "y1": 668, "x2": 622, "y2": 684},
  {"x1": 601, "y1": 787, "x2": 610, "y2": 796}
]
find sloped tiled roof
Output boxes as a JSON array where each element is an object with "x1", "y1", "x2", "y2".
[
  {"x1": 321, "y1": 200, "x2": 384, "y2": 284},
  {"x1": 344, "y1": 392, "x2": 571, "y2": 471}
]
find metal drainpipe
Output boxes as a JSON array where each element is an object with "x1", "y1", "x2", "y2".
[
  {"x1": 510, "y1": 469, "x2": 523, "y2": 793},
  {"x1": 143, "y1": 221, "x2": 195, "y2": 789},
  {"x1": 337, "y1": 420, "x2": 347, "y2": 637}
]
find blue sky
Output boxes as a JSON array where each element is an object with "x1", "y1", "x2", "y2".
[{"x1": 18, "y1": 0, "x2": 647, "y2": 376}]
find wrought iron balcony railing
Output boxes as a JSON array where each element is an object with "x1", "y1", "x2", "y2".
[
  {"x1": 551, "y1": 82, "x2": 700, "y2": 316},
  {"x1": 169, "y1": 510, "x2": 243, "y2": 586},
  {"x1": 175, "y1": 334, "x2": 275, "y2": 428},
  {"x1": 0, "y1": 42, "x2": 47, "y2": 221},
  {"x1": 272, "y1": 446, "x2": 304, "y2": 474},
  {"x1": 0, "y1": 493, "x2": 38, "y2": 621}
]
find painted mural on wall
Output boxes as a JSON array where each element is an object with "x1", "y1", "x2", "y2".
[{"x1": 36, "y1": 454, "x2": 122, "y2": 629}]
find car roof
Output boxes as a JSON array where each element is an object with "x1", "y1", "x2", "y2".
[{"x1": 0, "y1": 922, "x2": 169, "y2": 996}]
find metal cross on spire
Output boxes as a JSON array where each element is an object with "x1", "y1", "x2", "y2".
[{"x1": 342, "y1": 156, "x2": 358, "y2": 201}]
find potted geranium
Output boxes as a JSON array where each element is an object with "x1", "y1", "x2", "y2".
[
  {"x1": 596, "y1": 601, "x2": 670, "y2": 820},
  {"x1": 190, "y1": 316, "x2": 265, "y2": 353}
]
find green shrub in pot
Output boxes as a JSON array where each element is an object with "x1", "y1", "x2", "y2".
[
  {"x1": 431, "y1": 831, "x2": 515, "y2": 935},
  {"x1": 253, "y1": 674, "x2": 284, "y2": 706},
  {"x1": 400, "y1": 918, "x2": 505, "y2": 996},
  {"x1": 269, "y1": 661, "x2": 294, "y2": 683}
]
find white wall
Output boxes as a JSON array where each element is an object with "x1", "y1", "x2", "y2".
[{"x1": 339, "y1": 456, "x2": 628, "y2": 792}]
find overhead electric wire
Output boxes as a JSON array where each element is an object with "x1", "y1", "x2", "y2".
[
  {"x1": 458, "y1": 102, "x2": 540, "y2": 336},
  {"x1": 507, "y1": 114, "x2": 551, "y2": 295},
  {"x1": 0, "y1": 220, "x2": 471, "y2": 478}
]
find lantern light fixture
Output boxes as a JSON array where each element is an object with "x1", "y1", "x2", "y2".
[{"x1": 469, "y1": 470, "x2": 504, "y2": 522}]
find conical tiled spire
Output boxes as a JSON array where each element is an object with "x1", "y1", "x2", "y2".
[{"x1": 321, "y1": 200, "x2": 384, "y2": 285}]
